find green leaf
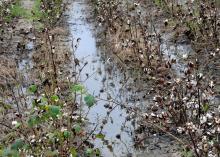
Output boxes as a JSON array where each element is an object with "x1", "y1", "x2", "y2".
[
  {"x1": 71, "y1": 84, "x2": 84, "y2": 93},
  {"x1": 11, "y1": 139, "x2": 24, "y2": 150},
  {"x1": 41, "y1": 97, "x2": 48, "y2": 102},
  {"x1": 14, "y1": 122, "x2": 21, "y2": 128},
  {"x1": 84, "y1": 94, "x2": 95, "y2": 107},
  {"x1": 40, "y1": 97, "x2": 48, "y2": 106},
  {"x1": 28, "y1": 84, "x2": 37, "y2": 93},
  {"x1": 73, "y1": 123, "x2": 81, "y2": 133},
  {"x1": 95, "y1": 133, "x2": 105, "y2": 139},
  {"x1": 85, "y1": 148, "x2": 93, "y2": 156},
  {"x1": 70, "y1": 147, "x2": 77, "y2": 157},
  {"x1": 27, "y1": 116, "x2": 40, "y2": 127},
  {"x1": 51, "y1": 95, "x2": 59, "y2": 102},
  {"x1": 202, "y1": 103, "x2": 209, "y2": 112},
  {"x1": 63, "y1": 131, "x2": 71, "y2": 138},
  {"x1": 23, "y1": 144, "x2": 30, "y2": 150},
  {"x1": 3, "y1": 148, "x2": 19, "y2": 157},
  {"x1": 48, "y1": 105, "x2": 61, "y2": 118}
]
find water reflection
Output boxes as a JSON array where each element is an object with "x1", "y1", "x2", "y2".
[{"x1": 68, "y1": 1, "x2": 135, "y2": 156}]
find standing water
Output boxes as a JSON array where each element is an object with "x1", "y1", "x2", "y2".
[
  {"x1": 67, "y1": 0, "x2": 183, "y2": 157},
  {"x1": 68, "y1": 0, "x2": 136, "y2": 156}
]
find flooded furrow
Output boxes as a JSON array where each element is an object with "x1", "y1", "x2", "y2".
[
  {"x1": 66, "y1": 0, "x2": 199, "y2": 156},
  {"x1": 68, "y1": 1, "x2": 136, "y2": 156},
  {"x1": 1, "y1": 0, "x2": 219, "y2": 156},
  {"x1": 66, "y1": 0, "x2": 190, "y2": 156}
]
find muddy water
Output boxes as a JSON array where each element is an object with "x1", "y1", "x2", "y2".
[
  {"x1": 161, "y1": 33, "x2": 194, "y2": 77},
  {"x1": 16, "y1": 38, "x2": 35, "y2": 107},
  {"x1": 18, "y1": 41, "x2": 34, "y2": 79},
  {"x1": 67, "y1": 0, "x2": 185, "y2": 157},
  {"x1": 18, "y1": 0, "x2": 35, "y2": 82},
  {"x1": 68, "y1": 1, "x2": 136, "y2": 156}
]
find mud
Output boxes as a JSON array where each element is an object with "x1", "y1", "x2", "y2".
[
  {"x1": 1, "y1": 0, "x2": 219, "y2": 156},
  {"x1": 66, "y1": 0, "x2": 183, "y2": 156}
]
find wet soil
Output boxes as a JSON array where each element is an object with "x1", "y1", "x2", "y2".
[
  {"x1": 66, "y1": 0, "x2": 183, "y2": 156},
  {"x1": 0, "y1": 0, "x2": 71, "y2": 139},
  {"x1": 1, "y1": 0, "x2": 219, "y2": 156},
  {"x1": 0, "y1": 0, "x2": 185, "y2": 156},
  {"x1": 0, "y1": 0, "x2": 35, "y2": 131}
]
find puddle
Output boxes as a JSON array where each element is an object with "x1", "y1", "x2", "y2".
[
  {"x1": 15, "y1": 39, "x2": 34, "y2": 108},
  {"x1": 161, "y1": 33, "x2": 194, "y2": 77},
  {"x1": 18, "y1": 41, "x2": 34, "y2": 73}
]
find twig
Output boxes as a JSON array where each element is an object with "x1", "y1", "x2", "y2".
[{"x1": 77, "y1": 122, "x2": 99, "y2": 150}]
